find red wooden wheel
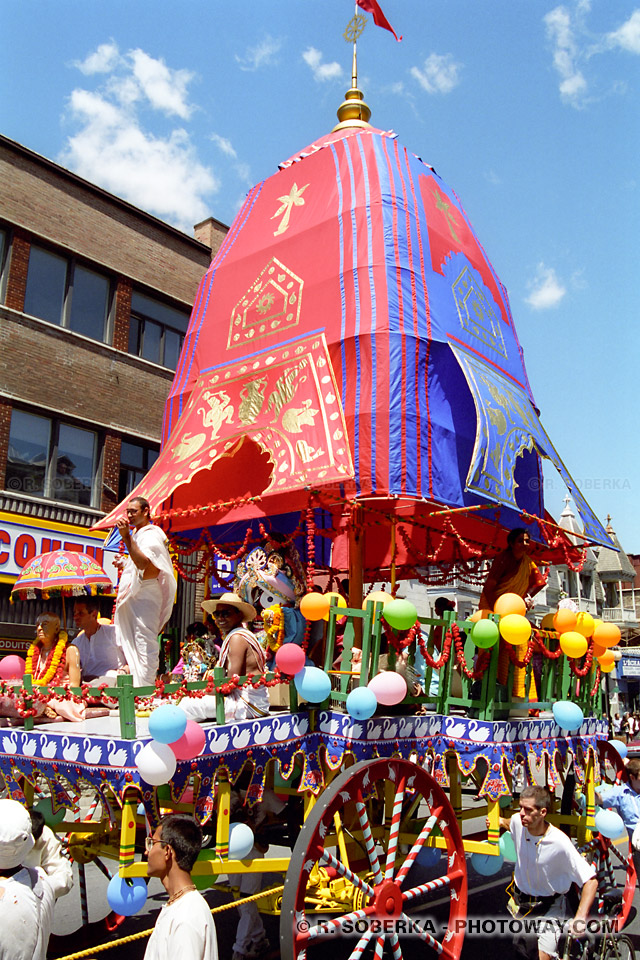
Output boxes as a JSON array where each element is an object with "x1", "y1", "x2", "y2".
[
  {"x1": 280, "y1": 757, "x2": 467, "y2": 960},
  {"x1": 590, "y1": 833, "x2": 637, "y2": 932}
]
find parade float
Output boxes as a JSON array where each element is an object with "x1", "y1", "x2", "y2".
[{"x1": 0, "y1": 12, "x2": 634, "y2": 960}]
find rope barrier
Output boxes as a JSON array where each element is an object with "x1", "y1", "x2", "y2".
[{"x1": 52, "y1": 884, "x2": 285, "y2": 960}]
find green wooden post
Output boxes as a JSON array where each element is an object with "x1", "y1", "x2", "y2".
[
  {"x1": 23, "y1": 673, "x2": 34, "y2": 732},
  {"x1": 117, "y1": 674, "x2": 136, "y2": 740},
  {"x1": 213, "y1": 666, "x2": 226, "y2": 724}
]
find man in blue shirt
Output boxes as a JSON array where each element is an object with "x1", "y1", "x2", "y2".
[{"x1": 598, "y1": 757, "x2": 640, "y2": 880}]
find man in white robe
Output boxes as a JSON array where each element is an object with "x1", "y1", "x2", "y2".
[
  {"x1": 0, "y1": 799, "x2": 55, "y2": 960},
  {"x1": 114, "y1": 497, "x2": 176, "y2": 687}
]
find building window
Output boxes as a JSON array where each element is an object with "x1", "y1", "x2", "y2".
[
  {"x1": 128, "y1": 291, "x2": 189, "y2": 369},
  {"x1": 23, "y1": 244, "x2": 111, "y2": 343},
  {"x1": 118, "y1": 440, "x2": 159, "y2": 502},
  {"x1": 5, "y1": 409, "x2": 99, "y2": 507}
]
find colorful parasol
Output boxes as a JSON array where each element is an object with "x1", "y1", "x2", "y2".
[{"x1": 10, "y1": 550, "x2": 113, "y2": 602}]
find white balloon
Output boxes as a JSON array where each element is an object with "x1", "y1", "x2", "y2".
[
  {"x1": 229, "y1": 822, "x2": 255, "y2": 860},
  {"x1": 135, "y1": 741, "x2": 177, "y2": 786}
]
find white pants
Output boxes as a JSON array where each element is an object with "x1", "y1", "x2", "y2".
[
  {"x1": 115, "y1": 578, "x2": 162, "y2": 686},
  {"x1": 180, "y1": 687, "x2": 270, "y2": 723}
]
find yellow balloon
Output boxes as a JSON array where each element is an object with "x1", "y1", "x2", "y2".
[
  {"x1": 362, "y1": 591, "x2": 393, "y2": 610},
  {"x1": 599, "y1": 660, "x2": 615, "y2": 674},
  {"x1": 540, "y1": 613, "x2": 556, "y2": 631},
  {"x1": 559, "y1": 631, "x2": 588, "y2": 659},
  {"x1": 575, "y1": 612, "x2": 595, "y2": 638},
  {"x1": 322, "y1": 592, "x2": 347, "y2": 621},
  {"x1": 499, "y1": 613, "x2": 532, "y2": 646}
]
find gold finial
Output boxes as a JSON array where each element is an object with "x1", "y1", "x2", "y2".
[{"x1": 332, "y1": 10, "x2": 372, "y2": 132}]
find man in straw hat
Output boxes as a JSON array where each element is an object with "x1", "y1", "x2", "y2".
[
  {"x1": 0, "y1": 798, "x2": 55, "y2": 960},
  {"x1": 180, "y1": 593, "x2": 270, "y2": 722}
]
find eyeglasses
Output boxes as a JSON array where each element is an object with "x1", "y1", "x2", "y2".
[
  {"x1": 213, "y1": 608, "x2": 236, "y2": 618},
  {"x1": 145, "y1": 836, "x2": 168, "y2": 852}
]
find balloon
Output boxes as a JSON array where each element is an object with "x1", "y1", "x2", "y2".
[
  {"x1": 559, "y1": 631, "x2": 588, "y2": 659},
  {"x1": 499, "y1": 795, "x2": 513, "y2": 809},
  {"x1": 294, "y1": 666, "x2": 331, "y2": 703},
  {"x1": 499, "y1": 614, "x2": 532, "y2": 646},
  {"x1": 362, "y1": 591, "x2": 393, "y2": 609},
  {"x1": 499, "y1": 832, "x2": 518, "y2": 862},
  {"x1": 540, "y1": 613, "x2": 556, "y2": 631},
  {"x1": 107, "y1": 875, "x2": 148, "y2": 916},
  {"x1": 416, "y1": 845, "x2": 441, "y2": 868},
  {"x1": 598, "y1": 659, "x2": 615, "y2": 674},
  {"x1": 494, "y1": 593, "x2": 526, "y2": 617},
  {"x1": 148, "y1": 704, "x2": 188, "y2": 745},
  {"x1": 593, "y1": 622, "x2": 621, "y2": 649},
  {"x1": 471, "y1": 619, "x2": 499, "y2": 649},
  {"x1": 346, "y1": 686, "x2": 378, "y2": 720},
  {"x1": 171, "y1": 719, "x2": 207, "y2": 761},
  {"x1": 135, "y1": 741, "x2": 177, "y2": 786},
  {"x1": 469, "y1": 609, "x2": 492, "y2": 622},
  {"x1": 368, "y1": 671, "x2": 407, "y2": 706},
  {"x1": 299, "y1": 592, "x2": 331, "y2": 622},
  {"x1": 34, "y1": 797, "x2": 66, "y2": 827},
  {"x1": 193, "y1": 872, "x2": 211, "y2": 891},
  {"x1": 229, "y1": 822, "x2": 255, "y2": 859},
  {"x1": 593, "y1": 642, "x2": 607, "y2": 658},
  {"x1": 575, "y1": 612, "x2": 595, "y2": 638},
  {"x1": 382, "y1": 599, "x2": 418, "y2": 631},
  {"x1": 275, "y1": 643, "x2": 306, "y2": 676},
  {"x1": 553, "y1": 609, "x2": 577, "y2": 634},
  {"x1": 0, "y1": 655, "x2": 26, "y2": 681},
  {"x1": 470, "y1": 852, "x2": 504, "y2": 876},
  {"x1": 598, "y1": 651, "x2": 616, "y2": 670},
  {"x1": 552, "y1": 701, "x2": 584, "y2": 732},
  {"x1": 608, "y1": 739, "x2": 628, "y2": 759},
  {"x1": 323, "y1": 592, "x2": 347, "y2": 621},
  {"x1": 594, "y1": 808, "x2": 626, "y2": 840}
]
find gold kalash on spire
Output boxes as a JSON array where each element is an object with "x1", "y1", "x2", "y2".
[{"x1": 332, "y1": 8, "x2": 372, "y2": 131}]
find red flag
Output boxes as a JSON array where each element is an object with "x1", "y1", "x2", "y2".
[{"x1": 356, "y1": 0, "x2": 402, "y2": 41}]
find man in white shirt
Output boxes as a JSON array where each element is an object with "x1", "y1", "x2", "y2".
[
  {"x1": 144, "y1": 813, "x2": 218, "y2": 960},
  {"x1": 70, "y1": 598, "x2": 126, "y2": 685},
  {"x1": 25, "y1": 809, "x2": 73, "y2": 899},
  {"x1": 491, "y1": 786, "x2": 597, "y2": 960},
  {"x1": 114, "y1": 497, "x2": 176, "y2": 686},
  {"x1": 0, "y1": 799, "x2": 55, "y2": 960}
]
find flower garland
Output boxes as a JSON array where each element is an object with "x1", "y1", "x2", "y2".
[
  {"x1": 262, "y1": 605, "x2": 285, "y2": 654},
  {"x1": 450, "y1": 623, "x2": 492, "y2": 680},
  {"x1": 26, "y1": 633, "x2": 68, "y2": 686}
]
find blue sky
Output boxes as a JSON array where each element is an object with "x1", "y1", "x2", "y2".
[{"x1": 3, "y1": 0, "x2": 639, "y2": 551}]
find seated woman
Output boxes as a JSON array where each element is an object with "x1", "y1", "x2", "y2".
[{"x1": 0, "y1": 613, "x2": 85, "y2": 722}]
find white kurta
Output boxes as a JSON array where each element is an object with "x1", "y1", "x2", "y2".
[
  {"x1": 72, "y1": 623, "x2": 125, "y2": 682},
  {"x1": 0, "y1": 867, "x2": 55, "y2": 960},
  {"x1": 24, "y1": 826, "x2": 73, "y2": 899},
  {"x1": 144, "y1": 890, "x2": 218, "y2": 960},
  {"x1": 115, "y1": 524, "x2": 176, "y2": 686}
]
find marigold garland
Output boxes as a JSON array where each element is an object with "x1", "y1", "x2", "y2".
[{"x1": 26, "y1": 633, "x2": 68, "y2": 686}]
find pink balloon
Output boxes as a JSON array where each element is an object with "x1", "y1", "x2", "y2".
[
  {"x1": 0, "y1": 656, "x2": 26, "y2": 681},
  {"x1": 368, "y1": 671, "x2": 407, "y2": 706},
  {"x1": 275, "y1": 643, "x2": 306, "y2": 676},
  {"x1": 170, "y1": 720, "x2": 206, "y2": 761}
]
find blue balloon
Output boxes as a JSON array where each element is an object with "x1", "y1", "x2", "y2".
[
  {"x1": 148, "y1": 704, "x2": 188, "y2": 745},
  {"x1": 594, "y1": 808, "x2": 626, "y2": 840},
  {"x1": 229, "y1": 822, "x2": 255, "y2": 860},
  {"x1": 499, "y1": 832, "x2": 517, "y2": 862},
  {"x1": 294, "y1": 666, "x2": 331, "y2": 703},
  {"x1": 416, "y1": 845, "x2": 442, "y2": 868},
  {"x1": 609, "y1": 739, "x2": 628, "y2": 759},
  {"x1": 107, "y1": 875, "x2": 148, "y2": 916},
  {"x1": 552, "y1": 701, "x2": 584, "y2": 732},
  {"x1": 346, "y1": 687, "x2": 377, "y2": 720},
  {"x1": 470, "y1": 852, "x2": 504, "y2": 876}
]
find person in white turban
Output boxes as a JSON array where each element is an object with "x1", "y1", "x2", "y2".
[{"x1": 0, "y1": 798, "x2": 55, "y2": 960}]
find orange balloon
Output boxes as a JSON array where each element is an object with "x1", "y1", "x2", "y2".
[
  {"x1": 593, "y1": 641, "x2": 607, "y2": 658},
  {"x1": 559, "y1": 631, "x2": 588, "y2": 659},
  {"x1": 540, "y1": 613, "x2": 556, "y2": 631},
  {"x1": 598, "y1": 658, "x2": 615, "y2": 674},
  {"x1": 362, "y1": 591, "x2": 393, "y2": 609},
  {"x1": 593, "y1": 622, "x2": 621, "y2": 649},
  {"x1": 553, "y1": 609, "x2": 577, "y2": 634},
  {"x1": 322, "y1": 592, "x2": 347, "y2": 621},
  {"x1": 469, "y1": 609, "x2": 492, "y2": 622},
  {"x1": 575, "y1": 612, "x2": 595, "y2": 638},
  {"x1": 597, "y1": 650, "x2": 616, "y2": 670},
  {"x1": 300, "y1": 592, "x2": 331, "y2": 622},
  {"x1": 494, "y1": 593, "x2": 527, "y2": 617}
]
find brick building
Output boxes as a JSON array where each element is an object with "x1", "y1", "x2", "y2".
[{"x1": 0, "y1": 134, "x2": 227, "y2": 650}]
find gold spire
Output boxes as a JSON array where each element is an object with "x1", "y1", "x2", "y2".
[{"x1": 333, "y1": 11, "x2": 372, "y2": 132}]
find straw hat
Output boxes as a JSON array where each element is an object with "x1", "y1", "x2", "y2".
[
  {"x1": 0, "y1": 799, "x2": 34, "y2": 869},
  {"x1": 201, "y1": 592, "x2": 257, "y2": 622}
]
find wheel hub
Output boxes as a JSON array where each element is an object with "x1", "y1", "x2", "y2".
[{"x1": 372, "y1": 879, "x2": 403, "y2": 918}]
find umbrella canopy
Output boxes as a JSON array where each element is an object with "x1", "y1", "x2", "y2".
[
  {"x1": 92, "y1": 121, "x2": 609, "y2": 567},
  {"x1": 10, "y1": 550, "x2": 113, "y2": 601}
]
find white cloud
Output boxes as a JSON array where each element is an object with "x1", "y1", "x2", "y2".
[
  {"x1": 607, "y1": 10, "x2": 640, "y2": 55},
  {"x1": 73, "y1": 42, "x2": 121, "y2": 75},
  {"x1": 209, "y1": 133, "x2": 252, "y2": 186},
  {"x1": 235, "y1": 35, "x2": 282, "y2": 71},
  {"x1": 60, "y1": 47, "x2": 217, "y2": 232},
  {"x1": 302, "y1": 47, "x2": 343, "y2": 83},
  {"x1": 410, "y1": 53, "x2": 461, "y2": 94},
  {"x1": 210, "y1": 133, "x2": 237, "y2": 159},
  {"x1": 544, "y1": 6, "x2": 588, "y2": 106},
  {"x1": 525, "y1": 263, "x2": 567, "y2": 310}
]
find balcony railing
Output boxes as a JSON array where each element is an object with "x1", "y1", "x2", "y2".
[{"x1": 603, "y1": 607, "x2": 639, "y2": 624}]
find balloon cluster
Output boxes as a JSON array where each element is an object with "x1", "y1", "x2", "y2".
[
  {"x1": 542, "y1": 607, "x2": 620, "y2": 671},
  {"x1": 135, "y1": 704, "x2": 206, "y2": 786}
]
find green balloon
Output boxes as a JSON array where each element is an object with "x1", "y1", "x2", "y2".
[
  {"x1": 499, "y1": 795, "x2": 513, "y2": 809},
  {"x1": 471, "y1": 620, "x2": 499, "y2": 648},
  {"x1": 499, "y1": 831, "x2": 517, "y2": 862},
  {"x1": 193, "y1": 873, "x2": 211, "y2": 891},
  {"x1": 382, "y1": 599, "x2": 418, "y2": 631}
]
